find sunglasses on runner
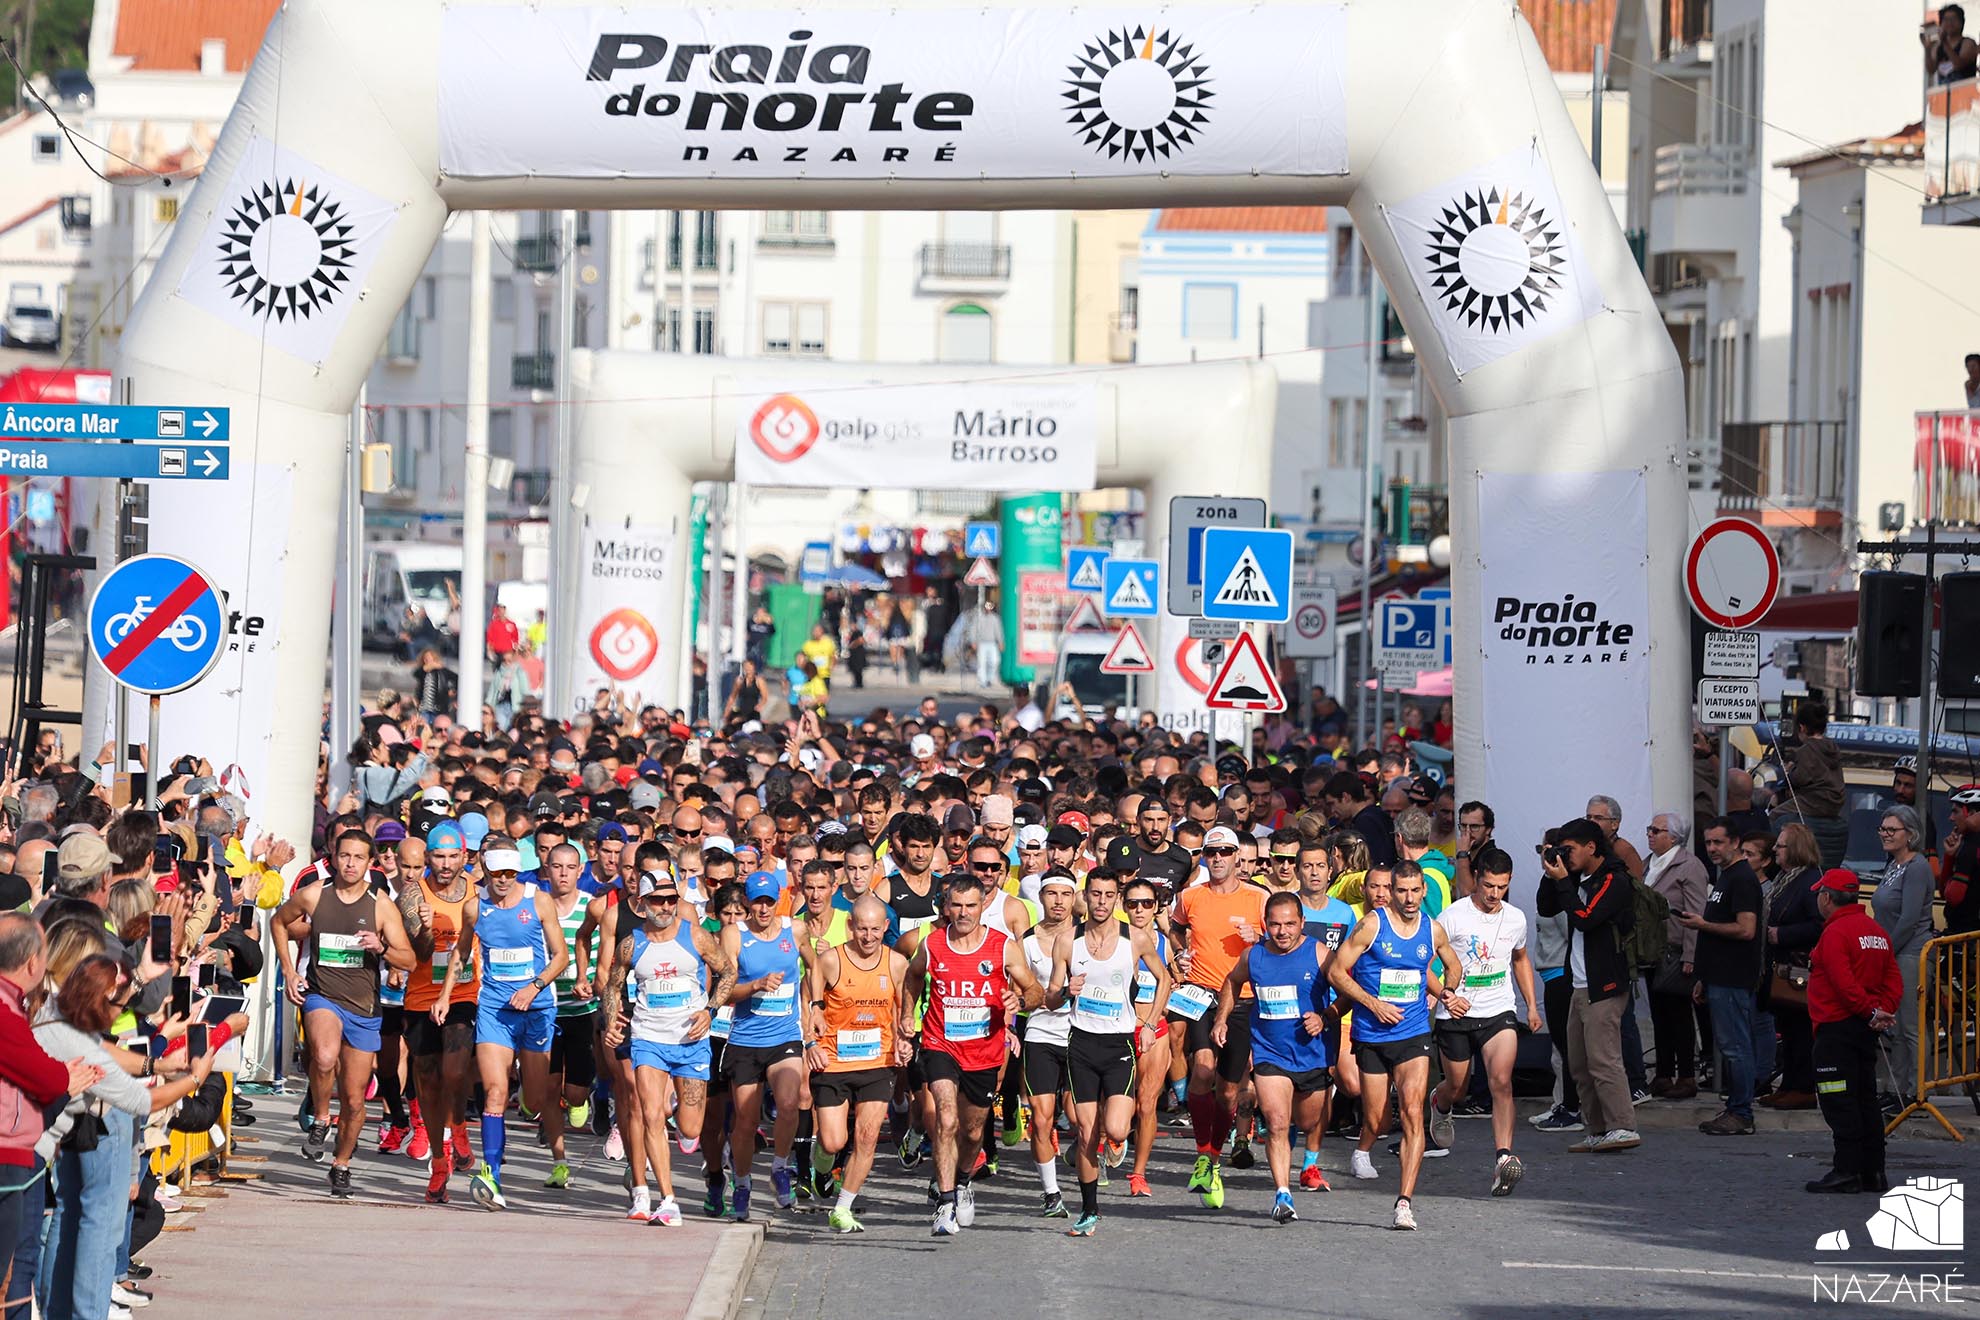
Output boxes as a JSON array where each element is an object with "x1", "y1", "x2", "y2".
[
  {"x1": 970, "y1": 861, "x2": 1005, "y2": 874},
  {"x1": 1203, "y1": 846, "x2": 1238, "y2": 857},
  {"x1": 1270, "y1": 853, "x2": 1298, "y2": 864},
  {"x1": 1124, "y1": 898, "x2": 1158, "y2": 909}
]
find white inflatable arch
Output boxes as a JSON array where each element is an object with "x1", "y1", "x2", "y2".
[{"x1": 113, "y1": 0, "x2": 1688, "y2": 888}]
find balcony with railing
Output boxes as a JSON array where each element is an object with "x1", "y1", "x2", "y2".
[
  {"x1": 1925, "y1": 75, "x2": 1980, "y2": 225},
  {"x1": 1648, "y1": 143, "x2": 1747, "y2": 259},
  {"x1": 511, "y1": 351, "x2": 555, "y2": 394},
  {"x1": 1914, "y1": 410, "x2": 1980, "y2": 523},
  {"x1": 1718, "y1": 421, "x2": 1846, "y2": 525},
  {"x1": 918, "y1": 242, "x2": 1012, "y2": 291},
  {"x1": 512, "y1": 233, "x2": 559, "y2": 273},
  {"x1": 1658, "y1": 0, "x2": 1713, "y2": 66}
]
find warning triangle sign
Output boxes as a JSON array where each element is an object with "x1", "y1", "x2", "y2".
[
  {"x1": 1209, "y1": 545, "x2": 1280, "y2": 612},
  {"x1": 1065, "y1": 596, "x2": 1108, "y2": 633},
  {"x1": 1068, "y1": 556, "x2": 1105, "y2": 592},
  {"x1": 1204, "y1": 631, "x2": 1285, "y2": 712},
  {"x1": 1107, "y1": 569, "x2": 1153, "y2": 614},
  {"x1": 1100, "y1": 622, "x2": 1156, "y2": 674},
  {"x1": 964, "y1": 557, "x2": 998, "y2": 587}
]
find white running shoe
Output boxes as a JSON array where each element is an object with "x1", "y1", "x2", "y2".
[
  {"x1": 1350, "y1": 1149, "x2": 1378, "y2": 1180},
  {"x1": 603, "y1": 1127, "x2": 626, "y2": 1162},
  {"x1": 1491, "y1": 1152, "x2": 1525, "y2": 1197},
  {"x1": 651, "y1": 1196, "x2": 681, "y2": 1226},
  {"x1": 957, "y1": 1184, "x2": 977, "y2": 1227},
  {"x1": 1391, "y1": 1197, "x2": 1417, "y2": 1231},
  {"x1": 932, "y1": 1201, "x2": 959, "y2": 1236},
  {"x1": 626, "y1": 1186, "x2": 651, "y2": 1222}
]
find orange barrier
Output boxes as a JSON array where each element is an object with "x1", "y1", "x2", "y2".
[{"x1": 1887, "y1": 930, "x2": 1980, "y2": 1141}]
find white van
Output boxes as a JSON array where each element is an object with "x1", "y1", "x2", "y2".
[
  {"x1": 1051, "y1": 632, "x2": 1138, "y2": 720},
  {"x1": 363, "y1": 542, "x2": 462, "y2": 649}
]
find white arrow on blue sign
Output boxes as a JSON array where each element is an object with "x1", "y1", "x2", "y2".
[
  {"x1": 1200, "y1": 527, "x2": 1294, "y2": 623},
  {"x1": 1066, "y1": 547, "x2": 1109, "y2": 594},
  {"x1": 87, "y1": 554, "x2": 228, "y2": 696},
  {"x1": 964, "y1": 522, "x2": 1001, "y2": 559},
  {"x1": 0, "y1": 403, "x2": 229, "y2": 441}
]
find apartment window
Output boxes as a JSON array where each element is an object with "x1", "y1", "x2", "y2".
[
  {"x1": 58, "y1": 196, "x2": 90, "y2": 243},
  {"x1": 937, "y1": 303, "x2": 993, "y2": 363},
  {"x1": 762, "y1": 301, "x2": 828, "y2": 356},
  {"x1": 762, "y1": 302, "x2": 793, "y2": 354},
  {"x1": 660, "y1": 306, "x2": 681, "y2": 352},
  {"x1": 572, "y1": 295, "x2": 592, "y2": 350},
  {"x1": 420, "y1": 276, "x2": 437, "y2": 319},
  {"x1": 153, "y1": 195, "x2": 178, "y2": 224},
  {"x1": 386, "y1": 302, "x2": 420, "y2": 362},
  {"x1": 31, "y1": 133, "x2": 59, "y2": 162},
  {"x1": 489, "y1": 410, "x2": 514, "y2": 459},
  {"x1": 640, "y1": 237, "x2": 657, "y2": 286},
  {"x1": 1182, "y1": 283, "x2": 1238, "y2": 340},
  {"x1": 762, "y1": 210, "x2": 830, "y2": 242},
  {"x1": 692, "y1": 307, "x2": 715, "y2": 354},
  {"x1": 693, "y1": 213, "x2": 718, "y2": 270},
  {"x1": 391, "y1": 411, "x2": 418, "y2": 490},
  {"x1": 1118, "y1": 285, "x2": 1139, "y2": 331},
  {"x1": 1327, "y1": 397, "x2": 1367, "y2": 469},
  {"x1": 796, "y1": 303, "x2": 826, "y2": 356}
]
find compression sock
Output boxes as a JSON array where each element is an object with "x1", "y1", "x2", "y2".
[
  {"x1": 772, "y1": 1154, "x2": 789, "y2": 1175},
  {"x1": 1303, "y1": 1149, "x2": 1320, "y2": 1170},
  {"x1": 1080, "y1": 1178, "x2": 1099, "y2": 1218},
  {"x1": 1037, "y1": 1160, "x2": 1060, "y2": 1196},
  {"x1": 1211, "y1": 1100, "x2": 1236, "y2": 1152},
  {"x1": 481, "y1": 1113, "x2": 506, "y2": 1179},
  {"x1": 1187, "y1": 1090, "x2": 1220, "y2": 1154},
  {"x1": 792, "y1": 1111, "x2": 813, "y2": 1177}
]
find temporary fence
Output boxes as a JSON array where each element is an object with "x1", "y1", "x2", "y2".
[{"x1": 1886, "y1": 930, "x2": 1980, "y2": 1140}]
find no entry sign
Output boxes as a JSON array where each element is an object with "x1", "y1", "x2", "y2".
[{"x1": 1684, "y1": 518, "x2": 1779, "y2": 630}]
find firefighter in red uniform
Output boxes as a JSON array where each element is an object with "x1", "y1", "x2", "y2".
[{"x1": 1804, "y1": 869, "x2": 1903, "y2": 1195}]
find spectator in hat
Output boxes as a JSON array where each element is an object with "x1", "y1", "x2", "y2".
[{"x1": 1805, "y1": 869, "x2": 1902, "y2": 1194}]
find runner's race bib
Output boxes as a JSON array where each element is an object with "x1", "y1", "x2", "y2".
[
  {"x1": 709, "y1": 1006, "x2": 734, "y2": 1039},
  {"x1": 1134, "y1": 970, "x2": 1157, "y2": 1004},
  {"x1": 317, "y1": 932, "x2": 366, "y2": 968},
  {"x1": 946, "y1": 1004, "x2": 991, "y2": 1041},
  {"x1": 754, "y1": 983, "x2": 797, "y2": 1017},
  {"x1": 487, "y1": 946, "x2": 535, "y2": 981},
  {"x1": 1463, "y1": 969, "x2": 1507, "y2": 989},
  {"x1": 1256, "y1": 983, "x2": 1300, "y2": 1020},
  {"x1": 1378, "y1": 968, "x2": 1423, "y2": 1002},
  {"x1": 1167, "y1": 983, "x2": 1216, "y2": 1021},
  {"x1": 1076, "y1": 984, "x2": 1126, "y2": 1021},
  {"x1": 644, "y1": 976, "x2": 693, "y2": 1010},
  {"x1": 836, "y1": 1027, "x2": 882, "y2": 1062}
]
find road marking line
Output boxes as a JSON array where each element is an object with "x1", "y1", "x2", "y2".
[{"x1": 1502, "y1": 1262, "x2": 1800, "y2": 1281}]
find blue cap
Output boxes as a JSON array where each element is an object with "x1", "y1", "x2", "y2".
[
  {"x1": 426, "y1": 821, "x2": 466, "y2": 852},
  {"x1": 744, "y1": 871, "x2": 781, "y2": 903},
  {"x1": 596, "y1": 822, "x2": 629, "y2": 845},
  {"x1": 459, "y1": 812, "x2": 490, "y2": 849}
]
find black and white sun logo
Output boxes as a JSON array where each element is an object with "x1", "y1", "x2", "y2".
[
  {"x1": 216, "y1": 177, "x2": 357, "y2": 323},
  {"x1": 1424, "y1": 187, "x2": 1566, "y2": 333},
  {"x1": 1063, "y1": 26, "x2": 1212, "y2": 162}
]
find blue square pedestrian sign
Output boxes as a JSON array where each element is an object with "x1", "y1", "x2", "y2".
[
  {"x1": 964, "y1": 522, "x2": 1000, "y2": 559},
  {"x1": 1200, "y1": 527, "x2": 1293, "y2": 623},
  {"x1": 1066, "y1": 547, "x2": 1109, "y2": 595},
  {"x1": 1101, "y1": 558, "x2": 1160, "y2": 617}
]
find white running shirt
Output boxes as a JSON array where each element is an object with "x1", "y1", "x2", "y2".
[{"x1": 1433, "y1": 897, "x2": 1528, "y2": 1019}]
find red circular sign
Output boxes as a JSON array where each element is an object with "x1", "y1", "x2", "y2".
[
  {"x1": 1684, "y1": 518, "x2": 1780, "y2": 629},
  {"x1": 1294, "y1": 602, "x2": 1327, "y2": 640}
]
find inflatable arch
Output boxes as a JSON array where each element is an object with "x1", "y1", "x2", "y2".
[{"x1": 109, "y1": 0, "x2": 1688, "y2": 901}]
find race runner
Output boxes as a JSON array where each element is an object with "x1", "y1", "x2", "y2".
[
  {"x1": 1018, "y1": 870, "x2": 1078, "y2": 1219},
  {"x1": 1294, "y1": 838, "x2": 1357, "y2": 1187},
  {"x1": 1428, "y1": 847, "x2": 1542, "y2": 1196},
  {"x1": 541, "y1": 842, "x2": 594, "y2": 1189},
  {"x1": 1048, "y1": 867, "x2": 1168, "y2": 1235},
  {"x1": 1121, "y1": 873, "x2": 1173, "y2": 1198},
  {"x1": 398, "y1": 821, "x2": 481, "y2": 1203},
  {"x1": 723, "y1": 871, "x2": 808, "y2": 1218},
  {"x1": 1214, "y1": 890, "x2": 1332, "y2": 1224},
  {"x1": 805, "y1": 894, "x2": 911, "y2": 1233},
  {"x1": 275, "y1": 829, "x2": 415, "y2": 1198},
  {"x1": 436, "y1": 844, "x2": 569, "y2": 1210}
]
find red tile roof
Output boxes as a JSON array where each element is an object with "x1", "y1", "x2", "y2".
[
  {"x1": 1524, "y1": 0, "x2": 1620, "y2": 74},
  {"x1": 1152, "y1": 207, "x2": 1328, "y2": 234},
  {"x1": 112, "y1": 0, "x2": 281, "y2": 72}
]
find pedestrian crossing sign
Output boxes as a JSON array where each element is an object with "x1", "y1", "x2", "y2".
[
  {"x1": 964, "y1": 522, "x2": 1000, "y2": 558},
  {"x1": 1201, "y1": 527, "x2": 1294, "y2": 623},
  {"x1": 1066, "y1": 547, "x2": 1109, "y2": 595},
  {"x1": 1101, "y1": 558, "x2": 1160, "y2": 618}
]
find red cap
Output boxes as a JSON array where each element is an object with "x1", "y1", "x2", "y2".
[
  {"x1": 1057, "y1": 810, "x2": 1091, "y2": 836},
  {"x1": 614, "y1": 765, "x2": 638, "y2": 787},
  {"x1": 1814, "y1": 868, "x2": 1860, "y2": 895}
]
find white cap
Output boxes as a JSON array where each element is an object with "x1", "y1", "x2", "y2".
[
  {"x1": 1016, "y1": 824, "x2": 1048, "y2": 849},
  {"x1": 420, "y1": 786, "x2": 451, "y2": 805},
  {"x1": 481, "y1": 847, "x2": 523, "y2": 873},
  {"x1": 910, "y1": 733, "x2": 937, "y2": 759},
  {"x1": 702, "y1": 835, "x2": 736, "y2": 856},
  {"x1": 1204, "y1": 825, "x2": 1241, "y2": 848}
]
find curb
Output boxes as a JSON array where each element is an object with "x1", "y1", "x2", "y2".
[
  {"x1": 1513, "y1": 1095, "x2": 1978, "y2": 1141},
  {"x1": 686, "y1": 1222, "x2": 765, "y2": 1320}
]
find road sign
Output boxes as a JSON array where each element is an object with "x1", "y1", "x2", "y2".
[
  {"x1": 1375, "y1": 599, "x2": 1441, "y2": 682},
  {"x1": 0, "y1": 402, "x2": 230, "y2": 442},
  {"x1": 86, "y1": 553, "x2": 227, "y2": 696},
  {"x1": 1285, "y1": 584, "x2": 1338, "y2": 659},
  {"x1": 1066, "y1": 547, "x2": 1109, "y2": 594},
  {"x1": 0, "y1": 442, "x2": 230, "y2": 481},
  {"x1": 1698, "y1": 676, "x2": 1760, "y2": 726},
  {"x1": 1101, "y1": 558, "x2": 1160, "y2": 617},
  {"x1": 1167, "y1": 495, "x2": 1267, "y2": 615},
  {"x1": 964, "y1": 556, "x2": 999, "y2": 588},
  {"x1": 1188, "y1": 616, "x2": 1240, "y2": 640},
  {"x1": 1100, "y1": 622, "x2": 1156, "y2": 674},
  {"x1": 1685, "y1": 517, "x2": 1780, "y2": 629},
  {"x1": 1064, "y1": 595, "x2": 1108, "y2": 634},
  {"x1": 1205, "y1": 631, "x2": 1285, "y2": 712},
  {"x1": 24, "y1": 489, "x2": 53, "y2": 524},
  {"x1": 1702, "y1": 628, "x2": 1761, "y2": 678},
  {"x1": 1201, "y1": 527, "x2": 1294, "y2": 623},
  {"x1": 798, "y1": 540, "x2": 832, "y2": 593},
  {"x1": 964, "y1": 522, "x2": 1001, "y2": 558},
  {"x1": 1417, "y1": 586, "x2": 1454, "y2": 666}
]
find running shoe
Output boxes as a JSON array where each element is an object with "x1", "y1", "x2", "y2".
[
  {"x1": 407, "y1": 1126, "x2": 431, "y2": 1162},
  {"x1": 1300, "y1": 1164, "x2": 1332, "y2": 1192},
  {"x1": 302, "y1": 1120, "x2": 330, "y2": 1164},
  {"x1": 1491, "y1": 1152, "x2": 1524, "y2": 1197},
  {"x1": 603, "y1": 1127, "x2": 625, "y2": 1161},
  {"x1": 1270, "y1": 1190, "x2": 1297, "y2": 1224},
  {"x1": 329, "y1": 1165, "x2": 353, "y2": 1200},
  {"x1": 518, "y1": 1099, "x2": 537, "y2": 1123},
  {"x1": 470, "y1": 1164, "x2": 506, "y2": 1211},
  {"x1": 827, "y1": 1207, "x2": 864, "y2": 1233},
  {"x1": 1001, "y1": 1104, "x2": 1027, "y2": 1147},
  {"x1": 1452, "y1": 1097, "x2": 1492, "y2": 1119},
  {"x1": 1349, "y1": 1150, "x2": 1378, "y2": 1180},
  {"x1": 591, "y1": 1098, "x2": 613, "y2": 1136},
  {"x1": 772, "y1": 1166, "x2": 796, "y2": 1210},
  {"x1": 1202, "y1": 1164, "x2": 1225, "y2": 1210},
  {"x1": 424, "y1": 1153, "x2": 452, "y2": 1204},
  {"x1": 1127, "y1": 1173, "x2": 1152, "y2": 1197},
  {"x1": 931, "y1": 1202, "x2": 959, "y2": 1236},
  {"x1": 732, "y1": 1182, "x2": 752, "y2": 1222},
  {"x1": 1040, "y1": 1192, "x2": 1069, "y2": 1218},
  {"x1": 450, "y1": 1127, "x2": 472, "y2": 1166},
  {"x1": 1529, "y1": 1104, "x2": 1583, "y2": 1133},
  {"x1": 1065, "y1": 1213, "x2": 1099, "y2": 1237},
  {"x1": 365, "y1": 1076, "x2": 378, "y2": 1102},
  {"x1": 1228, "y1": 1140, "x2": 1256, "y2": 1171},
  {"x1": 626, "y1": 1187, "x2": 651, "y2": 1221},
  {"x1": 651, "y1": 1197, "x2": 681, "y2": 1226},
  {"x1": 545, "y1": 1162, "x2": 571, "y2": 1190},
  {"x1": 978, "y1": 1150, "x2": 997, "y2": 1179},
  {"x1": 957, "y1": 1184, "x2": 977, "y2": 1227},
  {"x1": 703, "y1": 1172, "x2": 726, "y2": 1218},
  {"x1": 1391, "y1": 1197, "x2": 1417, "y2": 1231},
  {"x1": 378, "y1": 1124, "x2": 408, "y2": 1155},
  {"x1": 1387, "y1": 1134, "x2": 1449, "y2": 1159},
  {"x1": 1187, "y1": 1154, "x2": 1214, "y2": 1194},
  {"x1": 567, "y1": 1100, "x2": 591, "y2": 1131},
  {"x1": 1429, "y1": 1102, "x2": 1456, "y2": 1149},
  {"x1": 1103, "y1": 1139, "x2": 1126, "y2": 1170},
  {"x1": 898, "y1": 1133, "x2": 925, "y2": 1170}
]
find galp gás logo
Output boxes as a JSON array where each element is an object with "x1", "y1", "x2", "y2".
[
  {"x1": 749, "y1": 394, "x2": 820, "y2": 463},
  {"x1": 589, "y1": 608, "x2": 659, "y2": 682}
]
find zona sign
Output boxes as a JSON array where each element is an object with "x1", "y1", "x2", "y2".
[{"x1": 1684, "y1": 518, "x2": 1780, "y2": 630}]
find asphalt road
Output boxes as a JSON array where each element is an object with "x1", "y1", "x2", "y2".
[{"x1": 739, "y1": 1118, "x2": 1977, "y2": 1320}]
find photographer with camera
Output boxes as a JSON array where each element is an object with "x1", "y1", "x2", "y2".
[{"x1": 1535, "y1": 818, "x2": 1641, "y2": 1153}]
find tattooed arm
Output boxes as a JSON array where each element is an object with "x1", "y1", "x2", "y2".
[{"x1": 602, "y1": 934, "x2": 635, "y2": 1047}]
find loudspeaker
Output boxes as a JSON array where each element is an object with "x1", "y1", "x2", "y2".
[
  {"x1": 1856, "y1": 572, "x2": 1927, "y2": 698},
  {"x1": 1940, "y1": 573, "x2": 1980, "y2": 699}
]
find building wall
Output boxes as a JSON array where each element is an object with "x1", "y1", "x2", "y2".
[{"x1": 1069, "y1": 210, "x2": 1147, "y2": 365}]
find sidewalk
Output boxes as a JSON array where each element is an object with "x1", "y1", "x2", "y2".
[{"x1": 140, "y1": 1090, "x2": 761, "y2": 1320}]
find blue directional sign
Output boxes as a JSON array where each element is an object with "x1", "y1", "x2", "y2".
[
  {"x1": 1417, "y1": 587, "x2": 1454, "y2": 665},
  {"x1": 0, "y1": 402, "x2": 229, "y2": 442},
  {"x1": 0, "y1": 442, "x2": 229, "y2": 481},
  {"x1": 1065, "y1": 546, "x2": 1109, "y2": 595},
  {"x1": 1200, "y1": 527, "x2": 1294, "y2": 623},
  {"x1": 963, "y1": 522, "x2": 1000, "y2": 559},
  {"x1": 87, "y1": 554, "x2": 227, "y2": 695},
  {"x1": 1101, "y1": 557, "x2": 1160, "y2": 618}
]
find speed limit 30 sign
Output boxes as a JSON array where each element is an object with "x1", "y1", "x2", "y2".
[{"x1": 1283, "y1": 584, "x2": 1337, "y2": 659}]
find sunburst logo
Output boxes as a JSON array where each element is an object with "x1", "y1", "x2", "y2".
[
  {"x1": 216, "y1": 178, "x2": 357, "y2": 323},
  {"x1": 1424, "y1": 187, "x2": 1566, "y2": 333},
  {"x1": 1063, "y1": 25, "x2": 1212, "y2": 162}
]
